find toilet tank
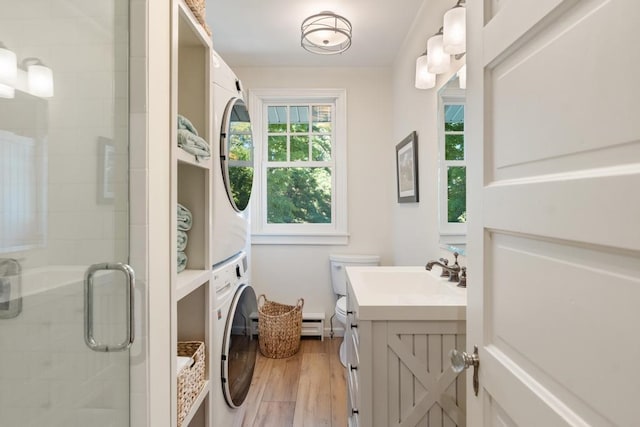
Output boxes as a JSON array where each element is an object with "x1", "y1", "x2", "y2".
[{"x1": 329, "y1": 254, "x2": 380, "y2": 296}]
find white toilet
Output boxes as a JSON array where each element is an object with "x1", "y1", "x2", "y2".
[{"x1": 329, "y1": 253, "x2": 380, "y2": 367}]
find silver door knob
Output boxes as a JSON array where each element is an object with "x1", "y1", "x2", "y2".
[{"x1": 450, "y1": 345, "x2": 480, "y2": 396}]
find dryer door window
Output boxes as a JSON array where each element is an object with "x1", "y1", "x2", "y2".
[
  {"x1": 221, "y1": 98, "x2": 254, "y2": 212},
  {"x1": 221, "y1": 284, "x2": 258, "y2": 408}
]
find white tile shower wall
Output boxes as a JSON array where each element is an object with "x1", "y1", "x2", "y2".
[{"x1": 0, "y1": 0, "x2": 129, "y2": 270}]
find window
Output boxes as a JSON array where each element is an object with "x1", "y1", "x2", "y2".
[
  {"x1": 249, "y1": 89, "x2": 348, "y2": 245},
  {"x1": 439, "y1": 95, "x2": 466, "y2": 241}
]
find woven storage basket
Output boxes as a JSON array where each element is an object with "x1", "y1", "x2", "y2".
[
  {"x1": 184, "y1": 0, "x2": 212, "y2": 35},
  {"x1": 258, "y1": 294, "x2": 304, "y2": 359},
  {"x1": 177, "y1": 341, "x2": 206, "y2": 427}
]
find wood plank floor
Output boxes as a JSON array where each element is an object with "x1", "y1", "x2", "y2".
[{"x1": 243, "y1": 337, "x2": 347, "y2": 427}]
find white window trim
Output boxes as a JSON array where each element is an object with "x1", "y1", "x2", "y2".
[
  {"x1": 438, "y1": 88, "x2": 467, "y2": 242},
  {"x1": 248, "y1": 88, "x2": 348, "y2": 245}
]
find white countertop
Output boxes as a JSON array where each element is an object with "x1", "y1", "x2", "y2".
[{"x1": 346, "y1": 266, "x2": 467, "y2": 321}]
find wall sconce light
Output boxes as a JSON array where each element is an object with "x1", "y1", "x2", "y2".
[
  {"x1": 414, "y1": 0, "x2": 466, "y2": 90},
  {"x1": 443, "y1": 0, "x2": 466, "y2": 55},
  {"x1": 415, "y1": 53, "x2": 436, "y2": 89},
  {"x1": 22, "y1": 58, "x2": 54, "y2": 98},
  {"x1": 0, "y1": 43, "x2": 17, "y2": 98},
  {"x1": 0, "y1": 47, "x2": 54, "y2": 99},
  {"x1": 301, "y1": 11, "x2": 352, "y2": 55},
  {"x1": 426, "y1": 28, "x2": 451, "y2": 74}
]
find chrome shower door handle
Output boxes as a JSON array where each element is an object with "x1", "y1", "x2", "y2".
[{"x1": 84, "y1": 262, "x2": 135, "y2": 352}]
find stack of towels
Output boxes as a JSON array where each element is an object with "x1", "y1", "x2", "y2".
[
  {"x1": 177, "y1": 203, "x2": 192, "y2": 273},
  {"x1": 177, "y1": 114, "x2": 210, "y2": 161}
]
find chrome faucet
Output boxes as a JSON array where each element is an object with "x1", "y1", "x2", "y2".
[{"x1": 425, "y1": 252, "x2": 461, "y2": 283}]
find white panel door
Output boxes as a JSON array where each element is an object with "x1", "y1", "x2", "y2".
[{"x1": 466, "y1": 0, "x2": 640, "y2": 425}]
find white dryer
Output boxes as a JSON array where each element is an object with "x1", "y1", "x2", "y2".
[
  {"x1": 212, "y1": 251, "x2": 258, "y2": 427},
  {"x1": 211, "y1": 51, "x2": 255, "y2": 267}
]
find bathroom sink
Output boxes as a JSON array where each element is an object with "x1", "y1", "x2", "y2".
[{"x1": 345, "y1": 266, "x2": 466, "y2": 321}]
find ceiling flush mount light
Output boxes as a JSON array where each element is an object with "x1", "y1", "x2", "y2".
[
  {"x1": 23, "y1": 58, "x2": 54, "y2": 98},
  {"x1": 415, "y1": 53, "x2": 436, "y2": 89},
  {"x1": 301, "y1": 11, "x2": 352, "y2": 55},
  {"x1": 443, "y1": 0, "x2": 466, "y2": 55}
]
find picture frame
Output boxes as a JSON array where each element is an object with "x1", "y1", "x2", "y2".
[
  {"x1": 396, "y1": 131, "x2": 419, "y2": 203},
  {"x1": 97, "y1": 137, "x2": 116, "y2": 204}
]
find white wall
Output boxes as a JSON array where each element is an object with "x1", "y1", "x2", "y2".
[
  {"x1": 235, "y1": 67, "x2": 394, "y2": 330},
  {"x1": 390, "y1": 0, "x2": 464, "y2": 266}
]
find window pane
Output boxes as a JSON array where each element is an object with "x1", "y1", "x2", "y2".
[
  {"x1": 447, "y1": 166, "x2": 466, "y2": 223},
  {"x1": 267, "y1": 167, "x2": 332, "y2": 224},
  {"x1": 312, "y1": 135, "x2": 332, "y2": 161},
  {"x1": 444, "y1": 105, "x2": 464, "y2": 131},
  {"x1": 267, "y1": 135, "x2": 286, "y2": 161},
  {"x1": 268, "y1": 106, "x2": 287, "y2": 133},
  {"x1": 290, "y1": 136, "x2": 309, "y2": 161},
  {"x1": 445, "y1": 134, "x2": 464, "y2": 160},
  {"x1": 289, "y1": 106, "x2": 309, "y2": 133},
  {"x1": 312, "y1": 106, "x2": 332, "y2": 133}
]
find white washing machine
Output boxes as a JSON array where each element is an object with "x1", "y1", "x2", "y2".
[
  {"x1": 212, "y1": 251, "x2": 258, "y2": 427},
  {"x1": 211, "y1": 50, "x2": 254, "y2": 267}
]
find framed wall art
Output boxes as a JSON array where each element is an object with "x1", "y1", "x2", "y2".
[{"x1": 396, "y1": 131, "x2": 419, "y2": 203}]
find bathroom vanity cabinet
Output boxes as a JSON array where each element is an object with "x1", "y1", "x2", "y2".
[
  {"x1": 171, "y1": 1, "x2": 214, "y2": 426},
  {"x1": 345, "y1": 267, "x2": 467, "y2": 427}
]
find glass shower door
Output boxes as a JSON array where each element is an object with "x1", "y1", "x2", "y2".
[{"x1": 0, "y1": 1, "x2": 132, "y2": 426}]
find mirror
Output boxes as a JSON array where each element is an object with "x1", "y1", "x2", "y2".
[
  {"x1": 221, "y1": 98, "x2": 254, "y2": 212},
  {"x1": 437, "y1": 67, "x2": 467, "y2": 255}
]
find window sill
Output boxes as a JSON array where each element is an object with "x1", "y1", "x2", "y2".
[{"x1": 251, "y1": 232, "x2": 349, "y2": 246}]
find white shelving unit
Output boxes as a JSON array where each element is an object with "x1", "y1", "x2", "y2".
[{"x1": 171, "y1": 1, "x2": 214, "y2": 426}]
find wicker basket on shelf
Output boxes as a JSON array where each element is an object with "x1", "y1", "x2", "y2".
[
  {"x1": 184, "y1": 0, "x2": 212, "y2": 35},
  {"x1": 177, "y1": 341, "x2": 206, "y2": 427},
  {"x1": 257, "y1": 294, "x2": 304, "y2": 359}
]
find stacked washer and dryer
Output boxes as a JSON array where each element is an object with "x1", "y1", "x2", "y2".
[{"x1": 210, "y1": 50, "x2": 258, "y2": 427}]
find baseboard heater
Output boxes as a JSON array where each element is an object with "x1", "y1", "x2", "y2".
[{"x1": 250, "y1": 312, "x2": 325, "y2": 340}]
